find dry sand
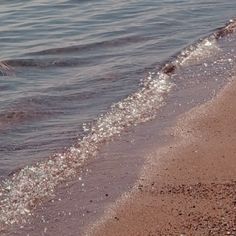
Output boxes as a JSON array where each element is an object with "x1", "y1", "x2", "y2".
[{"x1": 89, "y1": 78, "x2": 236, "y2": 236}]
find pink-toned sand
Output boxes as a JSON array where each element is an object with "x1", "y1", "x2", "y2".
[{"x1": 89, "y1": 78, "x2": 236, "y2": 236}]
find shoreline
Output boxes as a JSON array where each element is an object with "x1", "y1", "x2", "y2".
[
  {"x1": 88, "y1": 77, "x2": 236, "y2": 236},
  {"x1": 2, "y1": 17, "x2": 236, "y2": 236},
  {"x1": 4, "y1": 74, "x2": 231, "y2": 236},
  {"x1": 5, "y1": 101, "x2": 176, "y2": 236}
]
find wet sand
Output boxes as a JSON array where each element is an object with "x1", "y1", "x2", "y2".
[{"x1": 88, "y1": 78, "x2": 236, "y2": 236}]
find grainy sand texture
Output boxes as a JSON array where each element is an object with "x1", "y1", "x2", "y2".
[{"x1": 89, "y1": 78, "x2": 236, "y2": 236}]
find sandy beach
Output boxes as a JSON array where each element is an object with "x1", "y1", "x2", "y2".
[{"x1": 88, "y1": 78, "x2": 236, "y2": 236}]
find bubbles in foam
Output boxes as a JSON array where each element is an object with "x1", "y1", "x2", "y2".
[
  {"x1": 0, "y1": 71, "x2": 173, "y2": 230},
  {"x1": 178, "y1": 38, "x2": 220, "y2": 66},
  {"x1": 177, "y1": 18, "x2": 236, "y2": 67},
  {"x1": 161, "y1": 38, "x2": 220, "y2": 76}
]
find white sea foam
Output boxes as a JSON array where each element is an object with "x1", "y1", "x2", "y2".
[{"x1": 174, "y1": 38, "x2": 220, "y2": 67}]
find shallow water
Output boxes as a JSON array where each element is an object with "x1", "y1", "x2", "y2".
[
  {"x1": 1, "y1": 0, "x2": 236, "y2": 231},
  {"x1": 0, "y1": 0, "x2": 236, "y2": 176}
]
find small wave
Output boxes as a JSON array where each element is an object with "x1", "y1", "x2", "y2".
[
  {"x1": 0, "y1": 110, "x2": 54, "y2": 130},
  {"x1": 0, "y1": 62, "x2": 13, "y2": 76},
  {"x1": 25, "y1": 36, "x2": 151, "y2": 56},
  {"x1": 215, "y1": 18, "x2": 236, "y2": 39},
  {"x1": 0, "y1": 94, "x2": 66, "y2": 131},
  {"x1": 2, "y1": 58, "x2": 91, "y2": 68},
  {"x1": 161, "y1": 37, "x2": 218, "y2": 74},
  {"x1": 2, "y1": 19, "x2": 235, "y2": 73},
  {"x1": 161, "y1": 18, "x2": 236, "y2": 74}
]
